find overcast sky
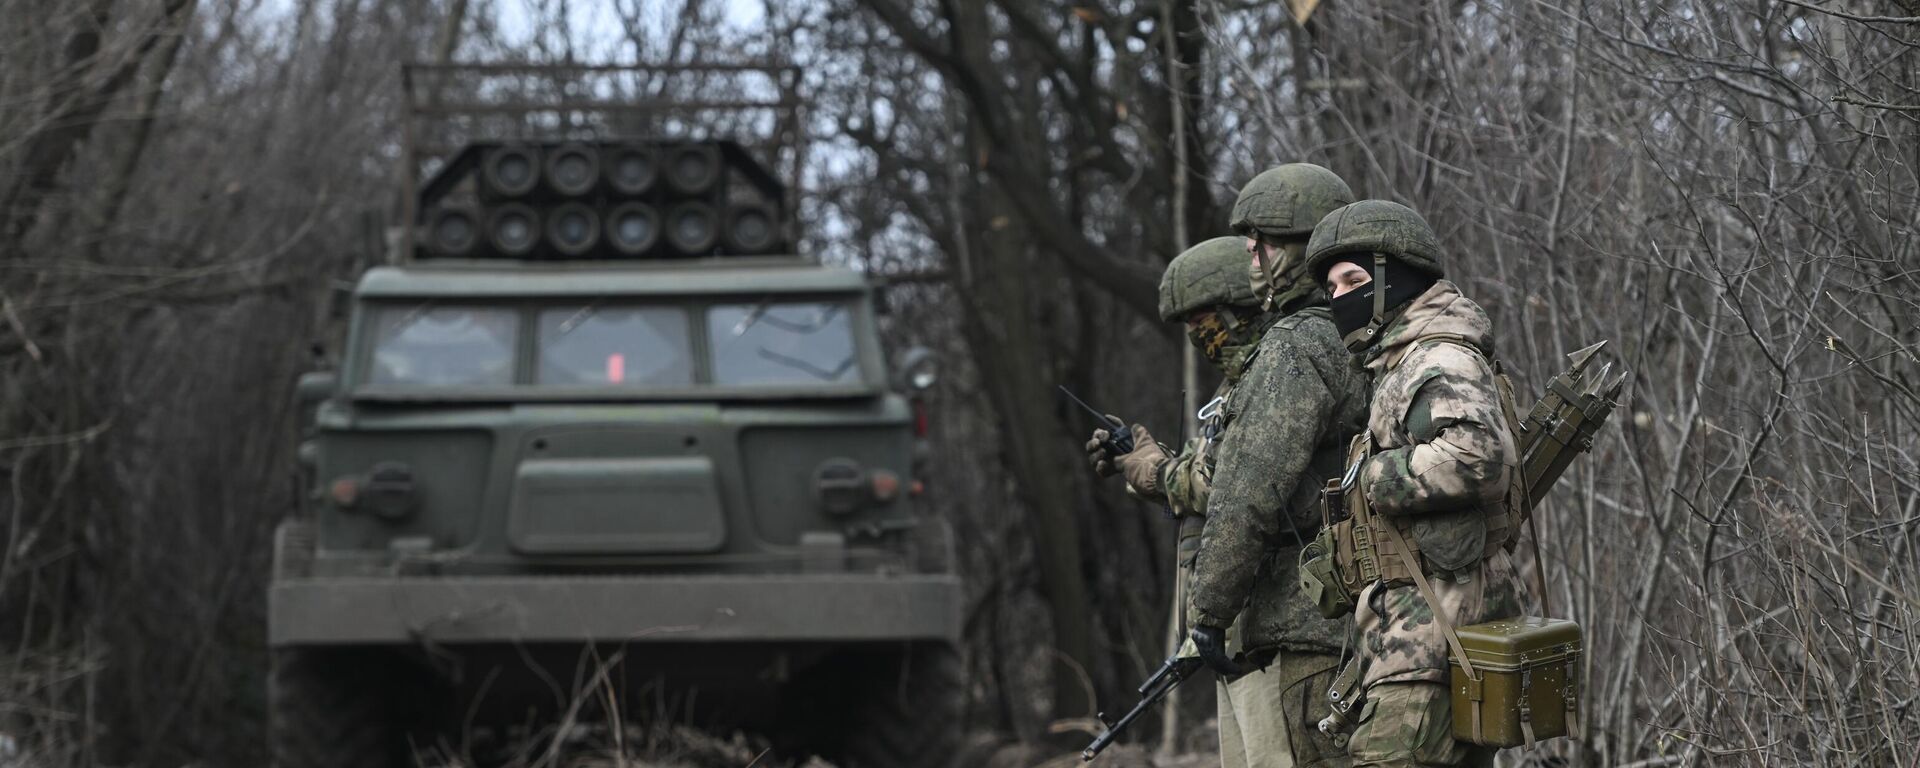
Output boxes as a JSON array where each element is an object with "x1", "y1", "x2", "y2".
[{"x1": 491, "y1": 0, "x2": 769, "y2": 55}]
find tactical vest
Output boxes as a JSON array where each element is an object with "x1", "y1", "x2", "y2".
[{"x1": 1324, "y1": 334, "x2": 1529, "y2": 596}]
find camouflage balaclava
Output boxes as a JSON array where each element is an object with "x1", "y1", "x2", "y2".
[
  {"x1": 1229, "y1": 163, "x2": 1355, "y2": 313},
  {"x1": 1160, "y1": 236, "x2": 1278, "y2": 379},
  {"x1": 1303, "y1": 200, "x2": 1447, "y2": 352}
]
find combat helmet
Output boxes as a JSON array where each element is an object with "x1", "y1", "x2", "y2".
[
  {"x1": 1159, "y1": 236, "x2": 1260, "y2": 322},
  {"x1": 1304, "y1": 200, "x2": 1445, "y2": 351},
  {"x1": 1229, "y1": 164, "x2": 1354, "y2": 311}
]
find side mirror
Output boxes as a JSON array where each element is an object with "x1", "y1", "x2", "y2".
[
  {"x1": 895, "y1": 347, "x2": 937, "y2": 392},
  {"x1": 296, "y1": 371, "x2": 337, "y2": 404}
]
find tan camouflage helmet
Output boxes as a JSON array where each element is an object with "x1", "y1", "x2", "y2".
[
  {"x1": 1159, "y1": 236, "x2": 1260, "y2": 322},
  {"x1": 1303, "y1": 199, "x2": 1445, "y2": 282}
]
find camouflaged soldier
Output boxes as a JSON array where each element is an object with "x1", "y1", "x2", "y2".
[
  {"x1": 1084, "y1": 236, "x2": 1267, "y2": 573},
  {"x1": 1183, "y1": 164, "x2": 1366, "y2": 768},
  {"x1": 1304, "y1": 200, "x2": 1528, "y2": 768}
]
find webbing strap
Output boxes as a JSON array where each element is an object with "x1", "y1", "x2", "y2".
[
  {"x1": 1472, "y1": 699, "x2": 1484, "y2": 744},
  {"x1": 1379, "y1": 520, "x2": 1478, "y2": 682},
  {"x1": 1527, "y1": 512, "x2": 1553, "y2": 618}
]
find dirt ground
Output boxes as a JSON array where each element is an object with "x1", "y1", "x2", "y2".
[{"x1": 412, "y1": 720, "x2": 1221, "y2": 768}]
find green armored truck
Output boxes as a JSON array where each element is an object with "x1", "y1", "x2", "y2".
[{"x1": 268, "y1": 64, "x2": 961, "y2": 768}]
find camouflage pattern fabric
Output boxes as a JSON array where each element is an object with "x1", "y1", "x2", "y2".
[
  {"x1": 1187, "y1": 307, "x2": 1366, "y2": 655},
  {"x1": 1352, "y1": 280, "x2": 1528, "y2": 689},
  {"x1": 1155, "y1": 297, "x2": 1286, "y2": 513},
  {"x1": 1218, "y1": 651, "x2": 1352, "y2": 768},
  {"x1": 1346, "y1": 682, "x2": 1494, "y2": 768},
  {"x1": 1162, "y1": 236, "x2": 1264, "y2": 321},
  {"x1": 1163, "y1": 434, "x2": 1216, "y2": 520},
  {"x1": 1190, "y1": 312, "x2": 1236, "y2": 365},
  {"x1": 1303, "y1": 200, "x2": 1445, "y2": 284}
]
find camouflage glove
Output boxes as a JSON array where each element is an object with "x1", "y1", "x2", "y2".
[{"x1": 1114, "y1": 425, "x2": 1169, "y2": 494}]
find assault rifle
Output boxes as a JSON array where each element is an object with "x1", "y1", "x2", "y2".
[
  {"x1": 1059, "y1": 385, "x2": 1134, "y2": 457},
  {"x1": 1082, "y1": 645, "x2": 1200, "y2": 761}
]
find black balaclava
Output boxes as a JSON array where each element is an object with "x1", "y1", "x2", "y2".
[{"x1": 1329, "y1": 254, "x2": 1435, "y2": 345}]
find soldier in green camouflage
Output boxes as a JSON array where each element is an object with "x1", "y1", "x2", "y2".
[
  {"x1": 1304, "y1": 200, "x2": 1529, "y2": 768},
  {"x1": 1180, "y1": 164, "x2": 1366, "y2": 768},
  {"x1": 1086, "y1": 236, "x2": 1270, "y2": 531}
]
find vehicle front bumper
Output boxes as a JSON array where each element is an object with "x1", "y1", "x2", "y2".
[{"x1": 268, "y1": 573, "x2": 961, "y2": 646}]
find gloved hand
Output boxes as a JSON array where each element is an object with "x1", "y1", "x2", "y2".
[
  {"x1": 1190, "y1": 623, "x2": 1244, "y2": 678},
  {"x1": 1115, "y1": 425, "x2": 1168, "y2": 494},
  {"x1": 1084, "y1": 422, "x2": 1121, "y2": 477}
]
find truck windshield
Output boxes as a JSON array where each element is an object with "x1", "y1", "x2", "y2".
[
  {"x1": 537, "y1": 305, "x2": 694, "y2": 387},
  {"x1": 708, "y1": 301, "x2": 860, "y2": 386},
  {"x1": 367, "y1": 304, "x2": 518, "y2": 387}
]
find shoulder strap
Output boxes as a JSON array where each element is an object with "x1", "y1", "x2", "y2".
[{"x1": 1378, "y1": 520, "x2": 1477, "y2": 683}]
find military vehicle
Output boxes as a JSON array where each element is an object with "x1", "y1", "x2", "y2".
[{"x1": 268, "y1": 63, "x2": 961, "y2": 768}]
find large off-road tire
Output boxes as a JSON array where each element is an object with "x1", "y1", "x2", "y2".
[
  {"x1": 840, "y1": 642, "x2": 965, "y2": 768},
  {"x1": 268, "y1": 647, "x2": 412, "y2": 768}
]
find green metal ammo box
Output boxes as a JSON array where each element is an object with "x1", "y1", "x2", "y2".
[{"x1": 1449, "y1": 616, "x2": 1582, "y2": 747}]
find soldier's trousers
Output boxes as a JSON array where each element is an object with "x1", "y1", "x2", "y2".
[
  {"x1": 1217, "y1": 650, "x2": 1348, "y2": 768},
  {"x1": 1346, "y1": 682, "x2": 1495, "y2": 768}
]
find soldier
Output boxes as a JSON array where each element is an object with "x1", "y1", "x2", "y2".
[
  {"x1": 1302, "y1": 200, "x2": 1529, "y2": 768},
  {"x1": 1084, "y1": 235, "x2": 1264, "y2": 612},
  {"x1": 1180, "y1": 164, "x2": 1365, "y2": 768}
]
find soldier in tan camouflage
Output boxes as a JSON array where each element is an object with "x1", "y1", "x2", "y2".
[
  {"x1": 1180, "y1": 164, "x2": 1366, "y2": 768},
  {"x1": 1302, "y1": 200, "x2": 1530, "y2": 768}
]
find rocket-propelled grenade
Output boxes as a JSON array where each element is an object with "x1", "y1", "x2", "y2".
[{"x1": 1516, "y1": 340, "x2": 1630, "y2": 509}]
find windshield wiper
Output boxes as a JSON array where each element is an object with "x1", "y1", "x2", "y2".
[
  {"x1": 754, "y1": 348, "x2": 855, "y2": 381},
  {"x1": 758, "y1": 304, "x2": 842, "y2": 334},
  {"x1": 730, "y1": 301, "x2": 771, "y2": 336},
  {"x1": 552, "y1": 300, "x2": 604, "y2": 337}
]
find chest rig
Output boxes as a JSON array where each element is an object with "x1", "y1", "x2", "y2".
[{"x1": 1302, "y1": 335, "x2": 1527, "y2": 615}]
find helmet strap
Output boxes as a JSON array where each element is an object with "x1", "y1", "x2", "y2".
[
  {"x1": 1253, "y1": 237, "x2": 1279, "y2": 312},
  {"x1": 1340, "y1": 253, "x2": 1393, "y2": 353}
]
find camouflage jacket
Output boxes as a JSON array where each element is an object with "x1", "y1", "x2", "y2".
[
  {"x1": 1143, "y1": 337, "x2": 1265, "y2": 565},
  {"x1": 1187, "y1": 307, "x2": 1366, "y2": 656},
  {"x1": 1162, "y1": 431, "x2": 1219, "y2": 564},
  {"x1": 1354, "y1": 280, "x2": 1528, "y2": 688}
]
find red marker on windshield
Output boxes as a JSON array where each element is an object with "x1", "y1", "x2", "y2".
[{"x1": 607, "y1": 353, "x2": 626, "y2": 383}]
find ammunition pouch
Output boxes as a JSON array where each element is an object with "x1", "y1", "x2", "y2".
[
  {"x1": 1299, "y1": 523, "x2": 1352, "y2": 620},
  {"x1": 1326, "y1": 442, "x2": 1508, "y2": 595}
]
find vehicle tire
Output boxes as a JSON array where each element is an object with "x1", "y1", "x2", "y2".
[
  {"x1": 268, "y1": 647, "x2": 410, "y2": 768},
  {"x1": 841, "y1": 642, "x2": 965, "y2": 768}
]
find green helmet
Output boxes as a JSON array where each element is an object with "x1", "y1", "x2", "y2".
[
  {"x1": 1229, "y1": 164, "x2": 1355, "y2": 240},
  {"x1": 1159, "y1": 236, "x2": 1258, "y2": 322},
  {"x1": 1304, "y1": 200, "x2": 1446, "y2": 352},
  {"x1": 1230, "y1": 164, "x2": 1353, "y2": 311},
  {"x1": 1303, "y1": 199, "x2": 1445, "y2": 282}
]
